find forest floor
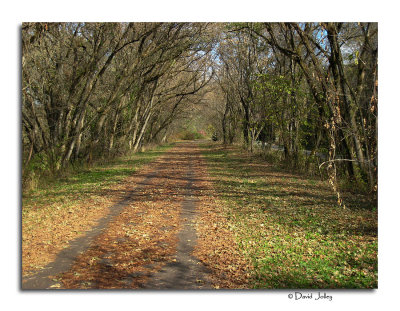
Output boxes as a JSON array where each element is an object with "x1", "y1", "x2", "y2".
[{"x1": 21, "y1": 141, "x2": 377, "y2": 289}]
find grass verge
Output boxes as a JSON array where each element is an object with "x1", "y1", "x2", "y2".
[{"x1": 201, "y1": 143, "x2": 377, "y2": 289}]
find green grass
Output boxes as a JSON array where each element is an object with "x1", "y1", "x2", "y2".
[
  {"x1": 22, "y1": 143, "x2": 174, "y2": 212},
  {"x1": 201, "y1": 143, "x2": 377, "y2": 289}
]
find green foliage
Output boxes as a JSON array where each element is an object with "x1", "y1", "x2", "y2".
[
  {"x1": 253, "y1": 74, "x2": 295, "y2": 98},
  {"x1": 180, "y1": 130, "x2": 205, "y2": 140},
  {"x1": 212, "y1": 132, "x2": 218, "y2": 141},
  {"x1": 23, "y1": 151, "x2": 62, "y2": 191}
]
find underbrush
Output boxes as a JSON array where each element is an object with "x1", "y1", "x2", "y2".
[
  {"x1": 180, "y1": 130, "x2": 205, "y2": 140},
  {"x1": 254, "y1": 146, "x2": 375, "y2": 201},
  {"x1": 201, "y1": 143, "x2": 377, "y2": 288}
]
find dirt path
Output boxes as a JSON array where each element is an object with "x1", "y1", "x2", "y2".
[
  {"x1": 22, "y1": 174, "x2": 156, "y2": 289},
  {"x1": 143, "y1": 156, "x2": 211, "y2": 289},
  {"x1": 22, "y1": 141, "x2": 212, "y2": 290}
]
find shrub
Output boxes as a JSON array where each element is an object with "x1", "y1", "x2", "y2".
[{"x1": 181, "y1": 130, "x2": 205, "y2": 140}]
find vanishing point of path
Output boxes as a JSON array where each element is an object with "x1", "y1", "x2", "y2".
[{"x1": 22, "y1": 142, "x2": 212, "y2": 289}]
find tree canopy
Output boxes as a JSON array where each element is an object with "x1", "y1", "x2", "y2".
[{"x1": 22, "y1": 22, "x2": 377, "y2": 200}]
